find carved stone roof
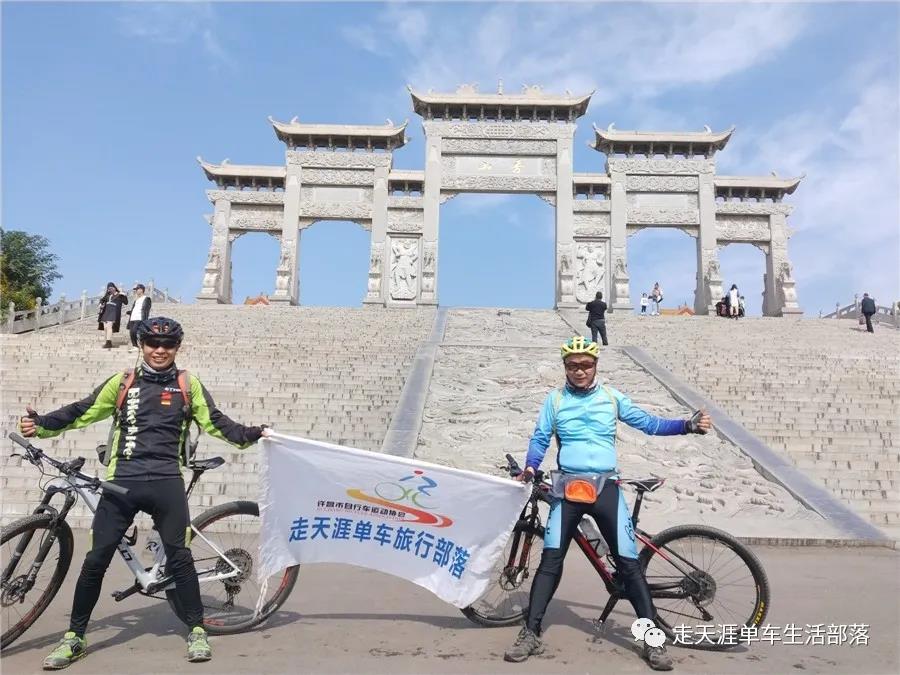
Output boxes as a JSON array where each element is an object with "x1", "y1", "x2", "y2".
[
  {"x1": 409, "y1": 84, "x2": 592, "y2": 120},
  {"x1": 714, "y1": 175, "x2": 803, "y2": 194},
  {"x1": 592, "y1": 124, "x2": 735, "y2": 156},
  {"x1": 268, "y1": 117, "x2": 408, "y2": 150},
  {"x1": 197, "y1": 157, "x2": 286, "y2": 181}
]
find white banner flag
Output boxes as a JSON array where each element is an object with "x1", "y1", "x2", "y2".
[{"x1": 258, "y1": 433, "x2": 531, "y2": 608}]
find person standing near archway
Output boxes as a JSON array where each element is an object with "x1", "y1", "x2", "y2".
[
  {"x1": 585, "y1": 291, "x2": 609, "y2": 346},
  {"x1": 728, "y1": 284, "x2": 740, "y2": 319}
]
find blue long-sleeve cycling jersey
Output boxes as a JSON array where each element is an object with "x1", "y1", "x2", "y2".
[{"x1": 526, "y1": 382, "x2": 688, "y2": 473}]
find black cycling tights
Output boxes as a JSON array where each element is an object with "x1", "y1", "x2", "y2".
[
  {"x1": 69, "y1": 478, "x2": 202, "y2": 637},
  {"x1": 525, "y1": 481, "x2": 655, "y2": 635}
]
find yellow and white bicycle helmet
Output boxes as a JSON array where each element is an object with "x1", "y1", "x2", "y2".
[{"x1": 560, "y1": 336, "x2": 600, "y2": 359}]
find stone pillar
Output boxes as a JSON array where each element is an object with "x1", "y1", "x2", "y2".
[
  {"x1": 695, "y1": 171, "x2": 719, "y2": 314},
  {"x1": 364, "y1": 165, "x2": 389, "y2": 305},
  {"x1": 767, "y1": 212, "x2": 802, "y2": 316},
  {"x1": 420, "y1": 126, "x2": 442, "y2": 305},
  {"x1": 609, "y1": 169, "x2": 632, "y2": 311},
  {"x1": 271, "y1": 161, "x2": 302, "y2": 305},
  {"x1": 197, "y1": 198, "x2": 231, "y2": 303},
  {"x1": 555, "y1": 128, "x2": 578, "y2": 308}
]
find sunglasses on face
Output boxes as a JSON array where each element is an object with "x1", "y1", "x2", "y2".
[
  {"x1": 564, "y1": 362, "x2": 596, "y2": 373},
  {"x1": 143, "y1": 338, "x2": 179, "y2": 350}
]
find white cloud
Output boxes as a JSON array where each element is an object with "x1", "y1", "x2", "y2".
[{"x1": 117, "y1": 3, "x2": 234, "y2": 70}]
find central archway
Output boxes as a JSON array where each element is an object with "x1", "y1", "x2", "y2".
[
  {"x1": 437, "y1": 194, "x2": 554, "y2": 308},
  {"x1": 626, "y1": 228, "x2": 698, "y2": 312},
  {"x1": 299, "y1": 220, "x2": 370, "y2": 306}
]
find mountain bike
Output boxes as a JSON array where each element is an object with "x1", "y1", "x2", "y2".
[
  {"x1": 1, "y1": 432, "x2": 299, "y2": 649},
  {"x1": 462, "y1": 454, "x2": 770, "y2": 650}
]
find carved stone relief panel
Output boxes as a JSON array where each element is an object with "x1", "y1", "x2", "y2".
[
  {"x1": 627, "y1": 193, "x2": 699, "y2": 210},
  {"x1": 715, "y1": 202, "x2": 793, "y2": 216},
  {"x1": 424, "y1": 120, "x2": 574, "y2": 140},
  {"x1": 199, "y1": 248, "x2": 222, "y2": 296},
  {"x1": 557, "y1": 242, "x2": 575, "y2": 303},
  {"x1": 715, "y1": 216, "x2": 771, "y2": 241},
  {"x1": 441, "y1": 138, "x2": 557, "y2": 156},
  {"x1": 607, "y1": 158, "x2": 715, "y2": 175},
  {"x1": 449, "y1": 155, "x2": 549, "y2": 177},
  {"x1": 387, "y1": 208, "x2": 424, "y2": 233},
  {"x1": 286, "y1": 151, "x2": 392, "y2": 168},
  {"x1": 625, "y1": 175, "x2": 699, "y2": 192},
  {"x1": 572, "y1": 201, "x2": 611, "y2": 213},
  {"x1": 272, "y1": 239, "x2": 296, "y2": 299},
  {"x1": 440, "y1": 175, "x2": 556, "y2": 191},
  {"x1": 229, "y1": 205, "x2": 284, "y2": 231},
  {"x1": 297, "y1": 202, "x2": 373, "y2": 220},
  {"x1": 421, "y1": 241, "x2": 436, "y2": 296},
  {"x1": 575, "y1": 243, "x2": 606, "y2": 303},
  {"x1": 573, "y1": 213, "x2": 611, "y2": 238},
  {"x1": 365, "y1": 242, "x2": 384, "y2": 300},
  {"x1": 611, "y1": 246, "x2": 630, "y2": 306},
  {"x1": 387, "y1": 196, "x2": 424, "y2": 209},
  {"x1": 300, "y1": 168, "x2": 375, "y2": 186},
  {"x1": 207, "y1": 190, "x2": 285, "y2": 205},
  {"x1": 389, "y1": 237, "x2": 419, "y2": 301},
  {"x1": 627, "y1": 208, "x2": 700, "y2": 225},
  {"x1": 302, "y1": 186, "x2": 370, "y2": 203}
]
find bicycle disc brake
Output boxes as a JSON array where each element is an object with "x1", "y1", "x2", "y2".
[{"x1": 1, "y1": 576, "x2": 32, "y2": 605}]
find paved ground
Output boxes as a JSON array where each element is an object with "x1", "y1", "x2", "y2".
[{"x1": 2, "y1": 535, "x2": 898, "y2": 674}]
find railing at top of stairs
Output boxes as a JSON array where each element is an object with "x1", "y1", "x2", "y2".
[{"x1": 3, "y1": 280, "x2": 180, "y2": 334}]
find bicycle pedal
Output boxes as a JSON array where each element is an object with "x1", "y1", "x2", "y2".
[
  {"x1": 111, "y1": 582, "x2": 141, "y2": 602},
  {"x1": 591, "y1": 618, "x2": 609, "y2": 635}
]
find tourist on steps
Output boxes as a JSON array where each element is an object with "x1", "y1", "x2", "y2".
[
  {"x1": 860, "y1": 293, "x2": 877, "y2": 333},
  {"x1": 97, "y1": 282, "x2": 127, "y2": 349},
  {"x1": 640, "y1": 292, "x2": 649, "y2": 315},
  {"x1": 584, "y1": 291, "x2": 609, "y2": 346},
  {"x1": 19, "y1": 317, "x2": 271, "y2": 670},
  {"x1": 127, "y1": 283, "x2": 152, "y2": 352},
  {"x1": 503, "y1": 336, "x2": 711, "y2": 671},
  {"x1": 650, "y1": 283, "x2": 663, "y2": 315},
  {"x1": 728, "y1": 284, "x2": 740, "y2": 319}
]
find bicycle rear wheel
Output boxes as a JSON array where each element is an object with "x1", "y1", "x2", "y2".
[
  {"x1": 461, "y1": 516, "x2": 544, "y2": 627},
  {"x1": 1, "y1": 514, "x2": 74, "y2": 649},
  {"x1": 167, "y1": 500, "x2": 298, "y2": 634},
  {"x1": 639, "y1": 525, "x2": 770, "y2": 650}
]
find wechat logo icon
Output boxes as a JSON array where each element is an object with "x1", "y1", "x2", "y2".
[{"x1": 631, "y1": 618, "x2": 667, "y2": 648}]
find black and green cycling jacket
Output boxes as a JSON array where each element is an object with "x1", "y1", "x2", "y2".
[{"x1": 32, "y1": 367, "x2": 263, "y2": 481}]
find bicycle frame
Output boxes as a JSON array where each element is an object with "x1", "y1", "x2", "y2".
[{"x1": 11, "y1": 472, "x2": 244, "y2": 602}]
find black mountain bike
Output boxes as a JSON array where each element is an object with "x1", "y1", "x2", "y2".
[
  {"x1": 462, "y1": 455, "x2": 770, "y2": 650},
  {"x1": 1, "y1": 432, "x2": 299, "y2": 649}
]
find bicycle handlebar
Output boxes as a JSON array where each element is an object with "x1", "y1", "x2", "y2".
[{"x1": 7, "y1": 431, "x2": 129, "y2": 496}]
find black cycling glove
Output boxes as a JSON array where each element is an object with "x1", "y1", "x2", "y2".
[{"x1": 687, "y1": 410, "x2": 708, "y2": 434}]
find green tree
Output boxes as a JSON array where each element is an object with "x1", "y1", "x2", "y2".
[{"x1": 0, "y1": 229, "x2": 62, "y2": 312}]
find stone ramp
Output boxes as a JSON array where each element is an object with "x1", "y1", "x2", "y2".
[
  {"x1": 562, "y1": 310, "x2": 900, "y2": 539},
  {"x1": 0, "y1": 304, "x2": 435, "y2": 528},
  {"x1": 414, "y1": 309, "x2": 846, "y2": 541}
]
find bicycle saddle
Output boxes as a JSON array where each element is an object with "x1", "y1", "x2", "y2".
[
  {"x1": 189, "y1": 456, "x2": 225, "y2": 472},
  {"x1": 619, "y1": 477, "x2": 665, "y2": 492}
]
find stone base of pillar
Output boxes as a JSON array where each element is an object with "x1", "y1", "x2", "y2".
[
  {"x1": 362, "y1": 297, "x2": 384, "y2": 306},
  {"x1": 780, "y1": 306, "x2": 804, "y2": 316},
  {"x1": 196, "y1": 294, "x2": 226, "y2": 304},
  {"x1": 418, "y1": 299, "x2": 438, "y2": 306},
  {"x1": 269, "y1": 296, "x2": 296, "y2": 306},
  {"x1": 556, "y1": 301, "x2": 581, "y2": 310},
  {"x1": 612, "y1": 302, "x2": 633, "y2": 313}
]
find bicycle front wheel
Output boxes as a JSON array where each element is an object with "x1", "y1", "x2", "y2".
[
  {"x1": 461, "y1": 516, "x2": 544, "y2": 627},
  {"x1": 1, "y1": 514, "x2": 74, "y2": 649},
  {"x1": 167, "y1": 500, "x2": 299, "y2": 635},
  {"x1": 639, "y1": 525, "x2": 770, "y2": 650}
]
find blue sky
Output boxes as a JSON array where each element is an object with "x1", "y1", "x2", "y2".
[{"x1": 3, "y1": 2, "x2": 898, "y2": 315}]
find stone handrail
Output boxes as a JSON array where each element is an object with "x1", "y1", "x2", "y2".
[
  {"x1": 820, "y1": 295, "x2": 899, "y2": 328},
  {"x1": 4, "y1": 281, "x2": 180, "y2": 334}
]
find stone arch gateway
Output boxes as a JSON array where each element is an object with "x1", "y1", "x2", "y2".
[{"x1": 196, "y1": 84, "x2": 803, "y2": 316}]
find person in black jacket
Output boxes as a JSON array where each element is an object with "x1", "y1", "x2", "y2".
[
  {"x1": 20, "y1": 317, "x2": 270, "y2": 668},
  {"x1": 127, "y1": 283, "x2": 152, "y2": 351},
  {"x1": 860, "y1": 293, "x2": 877, "y2": 333},
  {"x1": 584, "y1": 291, "x2": 609, "y2": 346},
  {"x1": 97, "y1": 282, "x2": 128, "y2": 349}
]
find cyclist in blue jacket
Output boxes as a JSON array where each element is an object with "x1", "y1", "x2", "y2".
[{"x1": 504, "y1": 336, "x2": 711, "y2": 671}]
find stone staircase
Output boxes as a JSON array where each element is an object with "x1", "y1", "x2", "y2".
[
  {"x1": 0, "y1": 304, "x2": 435, "y2": 528},
  {"x1": 603, "y1": 314, "x2": 900, "y2": 535}
]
